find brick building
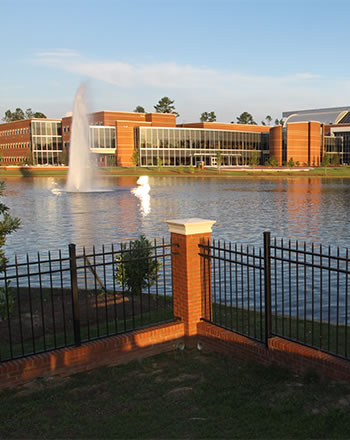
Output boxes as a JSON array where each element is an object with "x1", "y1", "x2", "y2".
[{"x1": 0, "y1": 106, "x2": 349, "y2": 167}]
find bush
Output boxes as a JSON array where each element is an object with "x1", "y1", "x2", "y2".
[
  {"x1": 322, "y1": 153, "x2": 330, "y2": 167},
  {"x1": 216, "y1": 151, "x2": 223, "y2": 168},
  {"x1": 332, "y1": 154, "x2": 340, "y2": 166},
  {"x1": 266, "y1": 157, "x2": 278, "y2": 167},
  {"x1": 156, "y1": 157, "x2": 163, "y2": 169},
  {"x1": 249, "y1": 152, "x2": 260, "y2": 167},
  {"x1": 287, "y1": 157, "x2": 295, "y2": 168},
  {"x1": 115, "y1": 236, "x2": 161, "y2": 296},
  {"x1": 131, "y1": 151, "x2": 140, "y2": 166},
  {"x1": 0, "y1": 283, "x2": 14, "y2": 321}
]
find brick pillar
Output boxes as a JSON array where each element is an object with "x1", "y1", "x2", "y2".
[{"x1": 166, "y1": 218, "x2": 216, "y2": 341}]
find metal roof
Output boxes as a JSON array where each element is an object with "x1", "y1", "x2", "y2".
[{"x1": 283, "y1": 106, "x2": 350, "y2": 125}]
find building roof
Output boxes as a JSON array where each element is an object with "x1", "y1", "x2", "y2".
[{"x1": 283, "y1": 106, "x2": 350, "y2": 125}]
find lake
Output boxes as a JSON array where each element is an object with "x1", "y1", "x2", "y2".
[{"x1": 2, "y1": 175, "x2": 350, "y2": 258}]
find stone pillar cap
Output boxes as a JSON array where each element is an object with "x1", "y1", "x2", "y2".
[{"x1": 166, "y1": 218, "x2": 216, "y2": 235}]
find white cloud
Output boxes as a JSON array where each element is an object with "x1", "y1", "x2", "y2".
[{"x1": 31, "y1": 49, "x2": 350, "y2": 123}]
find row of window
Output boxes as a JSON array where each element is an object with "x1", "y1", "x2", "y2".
[
  {"x1": 0, "y1": 143, "x2": 30, "y2": 149},
  {"x1": 0, "y1": 127, "x2": 30, "y2": 136},
  {"x1": 138, "y1": 127, "x2": 269, "y2": 151},
  {"x1": 32, "y1": 121, "x2": 62, "y2": 136},
  {"x1": 139, "y1": 148, "x2": 261, "y2": 167},
  {"x1": 32, "y1": 136, "x2": 62, "y2": 151},
  {"x1": 89, "y1": 126, "x2": 115, "y2": 149},
  {"x1": 33, "y1": 151, "x2": 62, "y2": 165},
  {"x1": 1, "y1": 156, "x2": 27, "y2": 163}
]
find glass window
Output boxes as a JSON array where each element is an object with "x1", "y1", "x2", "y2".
[
  {"x1": 174, "y1": 130, "x2": 179, "y2": 149},
  {"x1": 163, "y1": 129, "x2": 169, "y2": 148}
]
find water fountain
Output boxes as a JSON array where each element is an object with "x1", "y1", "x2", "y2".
[{"x1": 66, "y1": 83, "x2": 94, "y2": 192}]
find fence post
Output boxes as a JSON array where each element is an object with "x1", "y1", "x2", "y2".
[
  {"x1": 264, "y1": 231, "x2": 272, "y2": 346},
  {"x1": 69, "y1": 243, "x2": 81, "y2": 346},
  {"x1": 166, "y1": 218, "x2": 216, "y2": 343}
]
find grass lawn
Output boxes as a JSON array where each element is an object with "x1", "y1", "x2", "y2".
[
  {"x1": 1, "y1": 349, "x2": 350, "y2": 439},
  {"x1": 2, "y1": 165, "x2": 350, "y2": 178}
]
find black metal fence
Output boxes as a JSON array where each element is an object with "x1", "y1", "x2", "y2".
[
  {"x1": 0, "y1": 239, "x2": 175, "y2": 363},
  {"x1": 199, "y1": 233, "x2": 350, "y2": 360}
]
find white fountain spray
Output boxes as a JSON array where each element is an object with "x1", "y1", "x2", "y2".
[{"x1": 66, "y1": 84, "x2": 94, "y2": 192}]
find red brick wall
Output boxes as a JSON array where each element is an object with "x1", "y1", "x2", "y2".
[
  {"x1": 269, "y1": 126, "x2": 283, "y2": 165},
  {"x1": 309, "y1": 122, "x2": 321, "y2": 166},
  {"x1": 145, "y1": 113, "x2": 176, "y2": 127},
  {"x1": 0, "y1": 119, "x2": 32, "y2": 164},
  {"x1": 286, "y1": 122, "x2": 322, "y2": 166},
  {"x1": 0, "y1": 321, "x2": 185, "y2": 390},
  {"x1": 197, "y1": 321, "x2": 350, "y2": 381},
  {"x1": 115, "y1": 120, "x2": 151, "y2": 166},
  {"x1": 286, "y1": 122, "x2": 309, "y2": 165},
  {"x1": 171, "y1": 232, "x2": 211, "y2": 338}
]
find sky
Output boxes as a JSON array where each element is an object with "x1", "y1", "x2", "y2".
[{"x1": 1, "y1": 0, "x2": 350, "y2": 124}]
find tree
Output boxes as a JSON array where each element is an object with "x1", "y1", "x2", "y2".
[
  {"x1": 332, "y1": 154, "x2": 340, "y2": 166},
  {"x1": 275, "y1": 118, "x2": 284, "y2": 126},
  {"x1": 2, "y1": 108, "x2": 47, "y2": 122},
  {"x1": 261, "y1": 115, "x2": 273, "y2": 126},
  {"x1": 134, "y1": 105, "x2": 145, "y2": 113},
  {"x1": 265, "y1": 156, "x2": 279, "y2": 167},
  {"x1": 322, "y1": 153, "x2": 330, "y2": 167},
  {"x1": 0, "y1": 181, "x2": 20, "y2": 320},
  {"x1": 0, "y1": 182, "x2": 20, "y2": 271},
  {"x1": 23, "y1": 151, "x2": 34, "y2": 166},
  {"x1": 115, "y1": 235, "x2": 161, "y2": 296},
  {"x1": 200, "y1": 111, "x2": 216, "y2": 122},
  {"x1": 57, "y1": 150, "x2": 68, "y2": 166},
  {"x1": 154, "y1": 97, "x2": 179, "y2": 118},
  {"x1": 156, "y1": 156, "x2": 163, "y2": 170},
  {"x1": 216, "y1": 151, "x2": 223, "y2": 169},
  {"x1": 249, "y1": 151, "x2": 260, "y2": 166},
  {"x1": 233, "y1": 112, "x2": 257, "y2": 125},
  {"x1": 131, "y1": 150, "x2": 140, "y2": 166},
  {"x1": 287, "y1": 157, "x2": 295, "y2": 168}
]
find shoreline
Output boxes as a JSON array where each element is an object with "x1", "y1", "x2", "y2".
[{"x1": 0, "y1": 165, "x2": 349, "y2": 178}]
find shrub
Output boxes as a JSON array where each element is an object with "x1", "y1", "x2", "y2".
[
  {"x1": 131, "y1": 151, "x2": 140, "y2": 166},
  {"x1": 332, "y1": 154, "x2": 340, "y2": 166},
  {"x1": 249, "y1": 151, "x2": 259, "y2": 167},
  {"x1": 156, "y1": 157, "x2": 163, "y2": 169},
  {"x1": 266, "y1": 157, "x2": 278, "y2": 167},
  {"x1": 288, "y1": 157, "x2": 295, "y2": 168},
  {"x1": 115, "y1": 236, "x2": 161, "y2": 296},
  {"x1": 0, "y1": 283, "x2": 14, "y2": 321},
  {"x1": 322, "y1": 153, "x2": 330, "y2": 167},
  {"x1": 216, "y1": 151, "x2": 223, "y2": 168}
]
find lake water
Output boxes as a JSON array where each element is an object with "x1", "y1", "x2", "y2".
[{"x1": 2, "y1": 175, "x2": 350, "y2": 258}]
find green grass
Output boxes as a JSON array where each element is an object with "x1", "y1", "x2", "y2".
[
  {"x1": 2, "y1": 165, "x2": 350, "y2": 178},
  {"x1": 0, "y1": 299, "x2": 173, "y2": 361},
  {"x1": 1, "y1": 349, "x2": 350, "y2": 439},
  {"x1": 213, "y1": 302, "x2": 350, "y2": 358}
]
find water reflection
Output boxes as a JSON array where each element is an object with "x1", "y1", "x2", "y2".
[
  {"x1": 3, "y1": 176, "x2": 350, "y2": 258},
  {"x1": 131, "y1": 176, "x2": 151, "y2": 217}
]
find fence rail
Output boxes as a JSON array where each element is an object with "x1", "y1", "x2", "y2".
[
  {"x1": 199, "y1": 233, "x2": 350, "y2": 360},
  {"x1": 0, "y1": 239, "x2": 175, "y2": 363}
]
